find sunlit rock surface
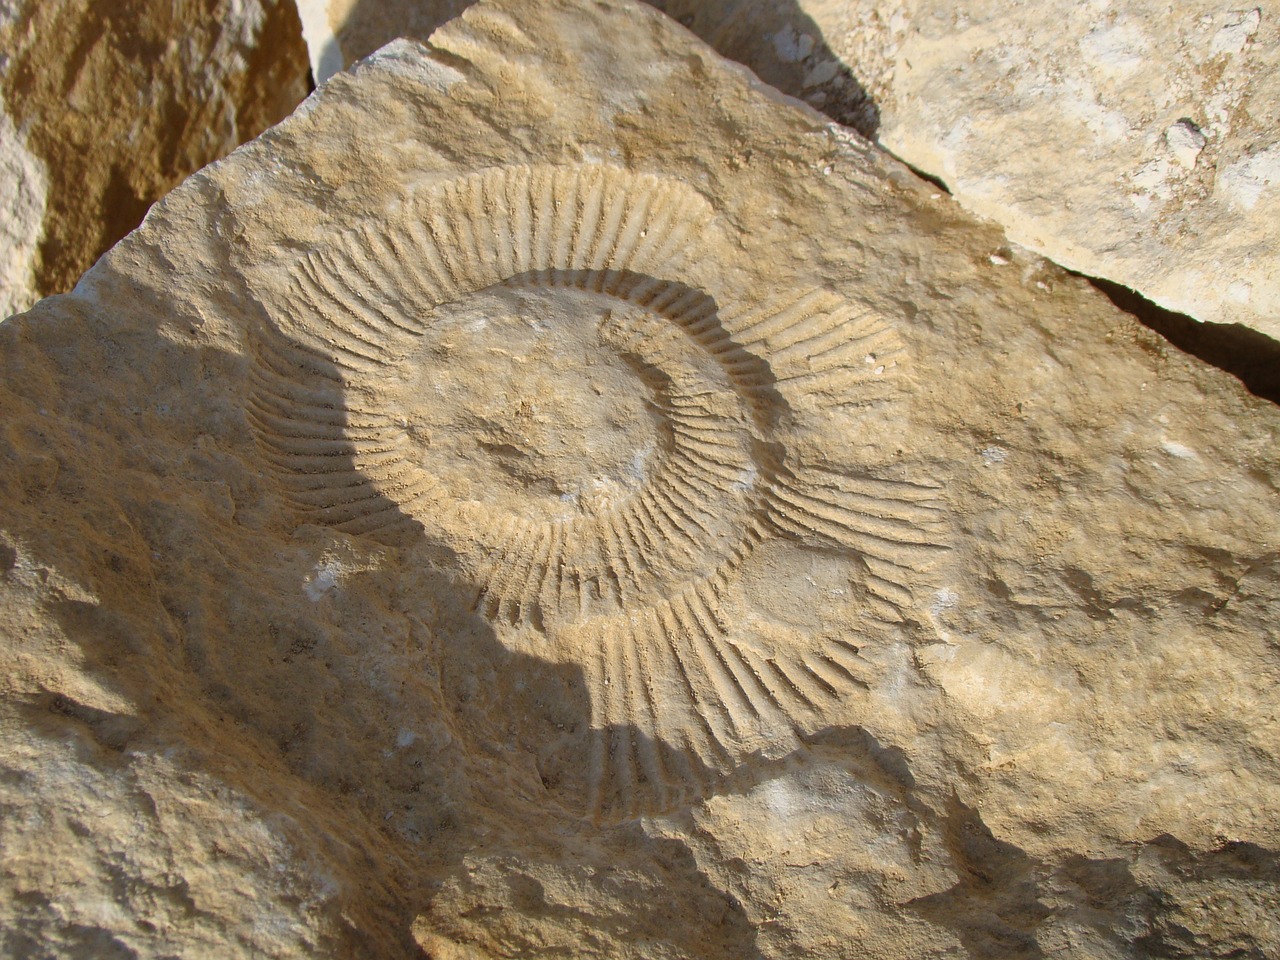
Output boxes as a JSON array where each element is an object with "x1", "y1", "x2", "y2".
[
  {"x1": 1, "y1": 1, "x2": 1278, "y2": 957},
  {"x1": 297, "y1": 0, "x2": 1280, "y2": 341}
]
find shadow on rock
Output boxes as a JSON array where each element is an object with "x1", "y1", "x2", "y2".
[
  {"x1": 332, "y1": 0, "x2": 881, "y2": 137},
  {"x1": 0, "y1": 292, "x2": 763, "y2": 957},
  {"x1": 1088, "y1": 275, "x2": 1280, "y2": 407},
  {"x1": 907, "y1": 796, "x2": 1051, "y2": 960}
]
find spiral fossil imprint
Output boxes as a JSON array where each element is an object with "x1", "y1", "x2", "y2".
[{"x1": 250, "y1": 164, "x2": 947, "y2": 819}]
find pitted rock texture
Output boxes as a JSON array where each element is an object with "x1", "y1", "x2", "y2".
[
  {"x1": 0, "y1": 0, "x2": 310, "y2": 318},
  {"x1": 2, "y1": 1, "x2": 1279, "y2": 957},
  {"x1": 827, "y1": 0, "x2": 1280, "y2": 341},
  {"x1": 297, "y1": 0, "x2": 1280, "y2": 341},
  {"x1": 248, "y1": 160, "x2": 944, "y2": 821}
]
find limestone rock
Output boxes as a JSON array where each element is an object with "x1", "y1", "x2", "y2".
[
  {"x1": 296, "y1": 0, "x2": 1280, "y2": 341},
  {"x1": 0, "y1": 0, "x2": 310, "y2": 318},
  {"x1": 869, "y1": 0, "x2": 1280, "y2": 340},
  {"x1": 2, "y1": 0, "x2": 1279, "y2": 957},
  {"x1": 673, "y1": 0, "x2": 1280, "y2": 340}
]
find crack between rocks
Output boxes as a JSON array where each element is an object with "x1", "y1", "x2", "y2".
[
  {"x1": 1081, "y1": 274, "x2": 1280, "y2": 407},
  {"x1": 875, "y1": 150, "x2": 1278, "y2": 408}
]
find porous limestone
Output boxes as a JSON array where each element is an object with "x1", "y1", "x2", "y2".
[
  {"x1": 2, "y1": 0, "x2": 1278, "y2": 957},
  {"x1": 0, "y1": 0, "x2": 310, "y2": 317},
  {"x1": 672, "y1": 0, "x2": 1280, "y2": 340},
  {"x1": 296, "y1": 0, "x2": 1280, "y2": 341}
]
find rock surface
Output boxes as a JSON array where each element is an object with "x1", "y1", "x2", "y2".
[
  {"x1": 2, "y1": 0, "x2": 1279, "y2": 957},
  {"x1": 0, "y1": 0, "x2": 310, "y2": 318},
  {"x1": 296, "y1": 0, "x2": 1280, "y2": 341},
  {"x1": 804, "y1": 0, "x2": 1280, "y2": 341}
]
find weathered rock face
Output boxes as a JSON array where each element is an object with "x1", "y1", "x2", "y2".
[
  {"x1": 2, "y1": 0, "x2": 1278, "y2": 957},
  {"x1": 295, "y1": 0, "x2": 1280, "y2": 342},
  {"x1": 293, "y1": 0, "x2": 884, "y2": 130},
  {"x1": 798, "y1": 0, "x2": 1280, "y2": 341},
  {"x1": 0, "y1": 0, "x2": 310, "y2": 318}
]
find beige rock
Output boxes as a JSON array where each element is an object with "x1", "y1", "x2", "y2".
[
  {"x1": 298, "y1": 0, "x2": 1280, "y2": 341},
  {"x1": 858, "y1": 0, "x2": 1280, "y2": 340},
  {"x1": 2, "y1": 0, "x2": 1279, "y2": 957},
  {"x1": 648, "y1": 0, "x2": 1280, "y2": 340},
  {"x1": 297, "y1": 0, "x2": 884, "y2": 128},
  {"x1": 680, "y1": 0, "x2": 1280, "y2": 339},
  {"x1": 295, "y1": 0, "x2": 345, "y2": 82},
  {"x1": 0, "y1": 0, "x2": 311, "y2": 317},
  {"x1": 0, "y1": 104, "x2": 46, "y2": 320}
]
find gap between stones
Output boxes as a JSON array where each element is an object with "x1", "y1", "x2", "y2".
[{"x1": 879, "y1": 147, "x2": 1278, "y2": 407}]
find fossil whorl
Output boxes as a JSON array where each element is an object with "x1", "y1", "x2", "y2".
[{"x1": 248, "y1": 164, "x2": 947, "y2": 821}]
